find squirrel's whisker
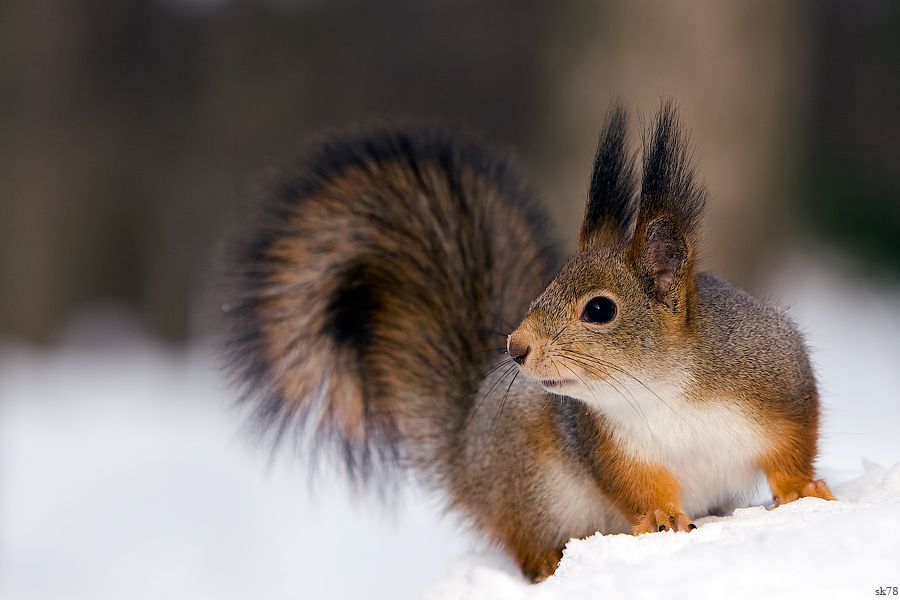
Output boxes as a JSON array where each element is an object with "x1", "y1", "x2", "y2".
[
  {"x1": 557, "y1": 355, "x2": 655, "y2": 437},
  {"x1": 435, "y1": 346, "x2": 509, "y2": 379},
  {"x1": 557, "y1": 348, "x2": 692, "y2": 427},
  {"x1": 470, "y1": 362, "x2": 518, "y2": 425},
  {"x1": 476, "y1": 308, "x2": 517, "y2": 333},
  {"x1": 492, "y1": 369, "x2": 520, "y2": 430}
]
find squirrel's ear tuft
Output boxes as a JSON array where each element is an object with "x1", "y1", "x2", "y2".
[
  {"x1": 629, "y1": 101, "x2": 705, "y2": 310},
  {"x1": 578, "y1": 104, "x2": 638, "y2": 252},
  {"x1": 636, "y1": 101, "x2": 706, "y2": 238}
]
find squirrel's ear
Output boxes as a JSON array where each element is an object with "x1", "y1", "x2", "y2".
[
  {"x1": 629, "y1": 101, "x2": 705, "y2": 309},
  {"x1": 577, "y1": 104, "x2": 638, "y2": 252},
  {"x1": 633, "y1": 217, "x2": 688, "y2": 307}
]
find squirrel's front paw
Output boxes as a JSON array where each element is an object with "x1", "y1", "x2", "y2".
[
  {"x1": 633, "y1": 509, "x2": 697, "y2": 534},
  {"x1": 772, "y1": 478, "x2": 835, "y2": 507}
]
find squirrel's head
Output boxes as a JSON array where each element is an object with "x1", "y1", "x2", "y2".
[{"x1": 508, "y1": 102, "x2": 706, "y2": 406}]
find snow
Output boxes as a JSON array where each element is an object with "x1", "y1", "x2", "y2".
[
  {"x1": 430, "y1": 481, "x2": 900, "y2": 600},
  {"x1": 2, "y1": 255, "x2": 900, "y2": 600},
  {"x1": 0, "y1": 319, "x2": 468, "y2": 600}
]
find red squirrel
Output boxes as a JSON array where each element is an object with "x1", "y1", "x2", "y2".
[{"x1": 219, "y1": 102, "x2": 834, "y2": 581}]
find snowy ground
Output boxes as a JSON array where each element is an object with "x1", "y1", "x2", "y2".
[{"x1": 1, "y1": 253, "x2": 899, "y2": 600}]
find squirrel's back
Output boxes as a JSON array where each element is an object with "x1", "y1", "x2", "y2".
[{"x1": 221, "y1": 121, "x2": 560, "y2": 484}]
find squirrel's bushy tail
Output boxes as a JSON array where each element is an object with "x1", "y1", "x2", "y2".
[{"x1": 220, "y1": 121, "x2": 559, "y2": 488}]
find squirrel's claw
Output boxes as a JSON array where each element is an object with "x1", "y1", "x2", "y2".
[
  {"x1": 633, "y1": 509, "x2": 696, "y2": 534},
  {"x1": 772, "y1": 478, "x2": 835, "y2": 507}
]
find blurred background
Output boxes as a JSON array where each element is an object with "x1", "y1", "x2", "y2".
[{"x1": 1, "y1": 0, "x2": 898, "y2": 345}]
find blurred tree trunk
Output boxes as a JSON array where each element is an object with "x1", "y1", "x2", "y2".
[{"x1": 534, "y1": 1, "x2": 810, "y2": 290}]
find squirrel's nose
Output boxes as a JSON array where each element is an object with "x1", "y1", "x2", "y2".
[{"x1": 507, "y1": 337, "x2": 530, "y2": 365}]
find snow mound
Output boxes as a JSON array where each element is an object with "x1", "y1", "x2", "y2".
[{"x1": 428, "y1": 463, "x2": 900, "y2": 599}]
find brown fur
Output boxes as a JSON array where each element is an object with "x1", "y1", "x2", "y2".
[{"x1": 218, "y1": 107, "x2": 832, "y2": 583}]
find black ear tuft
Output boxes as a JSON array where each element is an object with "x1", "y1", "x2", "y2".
[
  {"x1": 638, "y1": 101, "x2": 706, "y2": 235},
  {"x1": 630, "y1": 101, "x2": 706, "y2": 310},
  {"x1": 578, "y1": 104, "x2": 638, "y2": 251}
]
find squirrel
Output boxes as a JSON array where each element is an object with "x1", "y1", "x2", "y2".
[{"x1": 219, "y1": 102, "x2": 835, "y2": 582}]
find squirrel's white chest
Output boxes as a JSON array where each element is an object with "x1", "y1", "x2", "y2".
[{"x1": 581, "y1": 378, "x2": 767, "y2": 517}]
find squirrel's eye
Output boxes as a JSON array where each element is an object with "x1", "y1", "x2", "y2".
[{"x1": 580, "y1": 296, "x2": 616, "y2": 324}]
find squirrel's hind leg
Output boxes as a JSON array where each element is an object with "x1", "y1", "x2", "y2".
[
  {"x1": 767, "y1": 475, "x2": 835, "y2": 507},
  {"x1": 758, "y1": 424, "x2": 836, "y2": 507}
]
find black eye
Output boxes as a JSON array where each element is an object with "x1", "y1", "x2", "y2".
[{"x1": 580, "y1": 296, "x2": 617, "y2": 324}]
